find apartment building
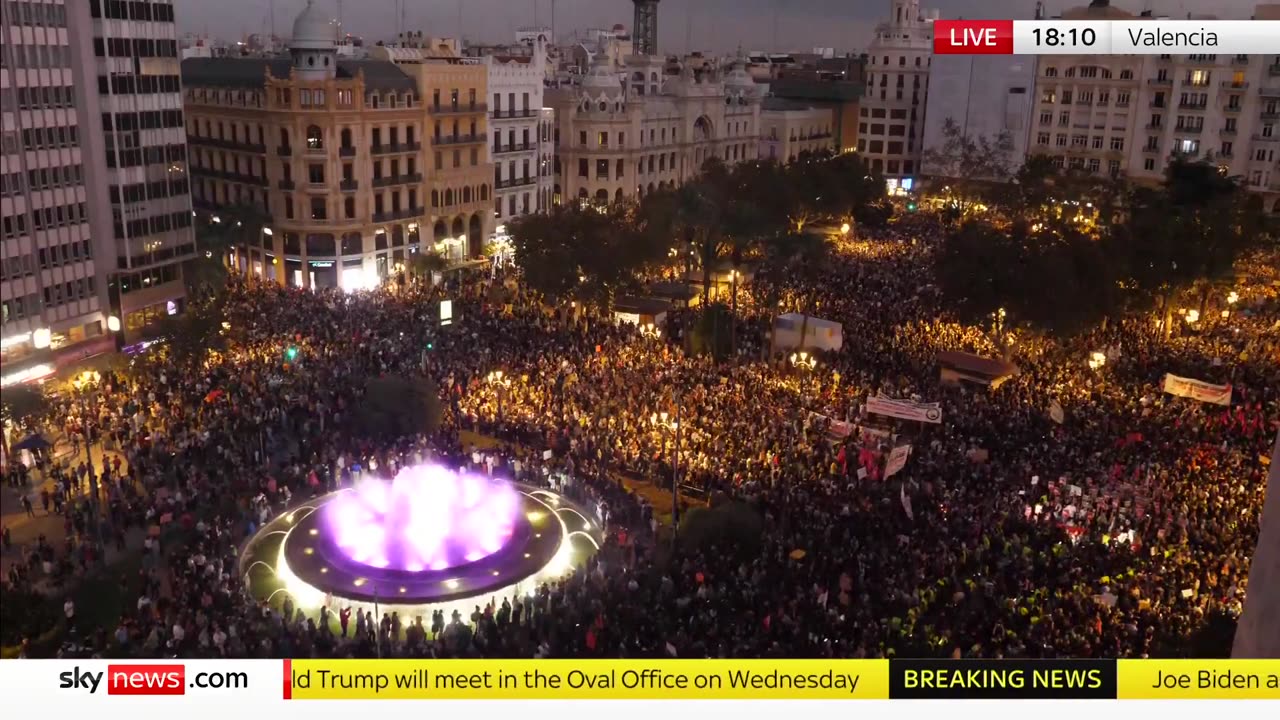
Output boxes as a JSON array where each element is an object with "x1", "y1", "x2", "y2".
[
  {"x1": 483, "y1": 40, "x2": 554, "y2": 229},
  {"x1": 859, "y1": 0, "x2": 936, "y2": 182},
  {"x1": 759, "y1": 98, "x2": 835, "y2": 163},
  {"x1": 182, "y1": 2, "x2": 494, "y2": 287}
]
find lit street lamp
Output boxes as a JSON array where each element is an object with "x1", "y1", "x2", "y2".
[
  {"x1": 650, "y1": 404, "x2": 682, "y2": 543},
  {"x1": 487, "y1": 370, "x2": 511, "y2": 423},
  {"x1": 1087, "y1": 351, "x2": 1106, "y2": 371}
]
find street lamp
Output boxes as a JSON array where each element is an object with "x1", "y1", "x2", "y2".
[
  {"x1": 640, "y1": 322, "x2": 661, "y2": 339},
  {"x1": 840, "y1": 222, "x2": 851, "y2": 236},
  {"x1": 790, "y1": 351, "x2": 817, "y2": 371},
  {"x1": 487, "y1": 370, "x2": 511, "y2": 423},
  {"x1": 1087, "y1": 351, "x2": 1106, "y2": 371},
  {"x1": 649, "y1": 405, "x2": 682, "y2": 543},
  {"x1": 1184, "y1": 309, "x2": 1200, "y2": 325}
]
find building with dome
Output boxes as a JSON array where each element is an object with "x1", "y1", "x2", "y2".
[
  {"x1": 547, "y1": 42, "x2": 763, "y2": 205},
  {"x1": 859, "y1": 0, "x2": 937, "y2": 186},
  {"x1": 180, "y1": 1, "x2": 494, "y2": 290}
]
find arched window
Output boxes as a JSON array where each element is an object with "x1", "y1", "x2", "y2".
[
  {"x1": 595, "y1": 188, "x2": 609, "y2": 203},
  {"x1": 598, "y1": 101, "x2": 607, "y2": 112},
  {"x1": 445, "y1": 189, "x2": 454, "y2": 206},
  {"x1": 480, "y1": 184, "x2": 489, "y2": 201},
  {"x1": 615, "y1": 188, "x2": 624, "y2": 203},
  {"x1": 578, "y1": 188, "x2": 589, "y2": 199},
  {"x1": 463, "y1": 186, "x2": 472, "y2": 203},
  {"x1": 433, "y1": 220, "x2": 447, "y2": 240},
  {"x1": 306, "y1": 125, "x2": 323, "y2": 149},
  {"x1": 431, "y1": 189, "x2": 439, "y2": 207}
]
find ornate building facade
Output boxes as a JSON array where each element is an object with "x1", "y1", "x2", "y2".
[
  {"x1": 548, "y1": 50, "x2": 763, "y2": 205},
  {"x1": 181, "y1": 2, "x2": 493, "y2": 288}
]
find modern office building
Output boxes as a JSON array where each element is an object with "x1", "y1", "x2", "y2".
[
  {"x1": 88, "y1": 0, "x2": 195, "y2": 336},
  {"x1": 2, "y1": 0, "x2": 118, "y2": 386},
  {"x1": 182, "y1": 2, "x2": 494, "y2": 287},
  {"x1": 759, "y1": 98, "x2": 835, "y2": 163},
  {"x1": 859, "y1": 0, "x2": 936, "y2": 183}
]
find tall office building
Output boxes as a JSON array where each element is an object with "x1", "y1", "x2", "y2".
[
  {"x1": 1, "y1": 0, "x2": 115, "y2": 387},
  {"x1": 89, "y1": 0, "x2": 195, "y2": 337}
]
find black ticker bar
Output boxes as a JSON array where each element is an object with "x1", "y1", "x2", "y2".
[{"x1": 889, "y1": 659, "x2": 1118, "y2": 699}]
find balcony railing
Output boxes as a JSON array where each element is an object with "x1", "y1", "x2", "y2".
[
  {"x1": 1219, "y1": 127, "x2": 1238, "y2": 137},
  {"x1": 340, "y1": 179, "x2": 359, "y2": 192},
  {"x1": 372, "y1": 172, "x2": 424, "y2": 188},
  {"x1": 1269, "y1": 64, "x2": 1280, "y2": 76},
  {"x1": 1142, "y1": 145, "x2": 1161, "y2": 153},
  {"x1": 1148, "y1": 78, "x2": 1172, "y2": 86},
  {"x1": 188, "y1": 136, "x2": 267, "y2": 154},
  {"x1": 1221, "y1": 81, "x2": 1249, "y2": 90},
  {"x1": 1262, "y1": 85, "x2": 1280, "y2": 97},
  {"x1": 493, "y1": 143, "x2": 533, "y2": 154},
  {"x1": 492, "y1": 109, "x2": 536, "y2": 119},
  {"x1": 1174, "y1": 125, "x2": 1204, "y2": 135},
  {"x1": 1262, "y1": 111, "x2": 1280, "y2": 120},
  {"x1": 432, "y1": 103, "x2": 487, "y2": 115},
  {"x1": 339, "y1": 146, "x2": 356, "y2": 158},
  {"x1": 1178, "y1": 101, "x2": 1208, "y2": 110},
  {"x1": 496, "y1": 176, "x2": 537, "y2": 189},
  {"x1": 276, "y1": 145, "x2": 291, "y2": 156},
  {"x1": 277, "y1": 179, "x2": 296, "y2": 190},
  {"x1": 372, "y1": 207, "x2": 426, "y2": 223},
  {"x1": 1224, "y1": 104, "x2": 1242, "y2": 113},
  {"x1": 371, "y1": 142, "x2": 423, "y2": 155},
  {"x1": 434, "y1": 133, "x2": 488, "y2": 146},
  {"x1": 194, "y1": 168, "x2": 267, "y2": 186}
]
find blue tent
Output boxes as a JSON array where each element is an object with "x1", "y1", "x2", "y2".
[{"x1": 12, "y1": 434, "x2": 51, "y2": 451}]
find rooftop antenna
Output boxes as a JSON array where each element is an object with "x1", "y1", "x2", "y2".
[
  {"x1": 1034, "y1": 1, "x2": 1046, "y2": 20},
  {"x1": 269, "y1": 0, "x2": 275, "y2": 38},
  {"x1": 685, "y1": 2, "x2": 692, "y2": 53}
]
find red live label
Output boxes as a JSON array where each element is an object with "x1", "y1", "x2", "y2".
[
  {"x1": 933, "y1": 20, "x2": 1014, "y2": 54},
  {"x1": 107, "y1": 664, "x2": 186, "y2": 695}
]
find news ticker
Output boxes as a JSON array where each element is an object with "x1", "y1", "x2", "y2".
[
  {"x1": 6, "y1": 659, "x2": 1279, "y2": 701},
  {"x1": 932, "y1": 20, "x2": 1280, "y2": 55}
]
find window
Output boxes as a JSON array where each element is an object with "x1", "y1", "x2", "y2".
[
  {"x1": 306, "y1": 125, "x2": 323, "y2": 149},
  {"x1": 308, "y1": 164, "x2": 325, "y2": 184},
  {"x1": 1108, "y1": 160, "x2": 1120, "y2": 176},
  {"x1": 310, "y1": 197, "x2": 327, "y2": 220},
  {"x1": 344, "y1": 197, "x2": 355, "y2": 219},
  {"x1": 1177, "y1": 139, "x2": 1199, "y2": 154},
  {"x1": 578, "y1": 159, "x2": 588, "y2": 177},
  {"x1": 1110, "y1": 137, "x2": 1124, "y2": 151},
  {"x1": 1091, "y1": 136, "x2": 1103, "y2": 149},
  {"x1": 1143, "y1": 158, "x2": 1155, "y2": 171},
  {"x1": 1221, "y1": 141, "x2": 1233, "y2": 156}
]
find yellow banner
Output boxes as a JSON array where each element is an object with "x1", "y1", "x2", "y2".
[
  {"x1": 289, "y1": 659, "x2": 890, "y2": 700},
  {"x1": 1117, "y1": 660, "x2": 1280, "y2": 699}
]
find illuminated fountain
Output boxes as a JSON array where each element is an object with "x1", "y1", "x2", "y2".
[{"x1": 240, "y1": 463, "x2": 602, "y2": 614}]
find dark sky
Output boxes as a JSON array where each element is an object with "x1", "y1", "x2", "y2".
[{"x1": 173, "y1": 0, "x2": 1264, "y2": 53}]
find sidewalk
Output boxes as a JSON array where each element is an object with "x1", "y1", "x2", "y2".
[{"x1": 0, "y1": 438, "x2": 131, "y2": 577}]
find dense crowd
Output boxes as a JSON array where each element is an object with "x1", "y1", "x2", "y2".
[{"x1": 1, "y1": 211, "x2": 1277, "y2": 660}]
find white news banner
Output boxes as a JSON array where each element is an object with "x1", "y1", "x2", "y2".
[{"x1": 1012, "y1": 20, "x2": 1280, "y2": 54}]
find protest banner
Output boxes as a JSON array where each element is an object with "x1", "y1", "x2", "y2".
[
  {"x1": 866, "y1": 395, "x2": 942, "y2": 424},
  {"x1": 885, "y1": 445, "x2": 912, "y2": 478},
  {"x1": 1161, "y1": 374, "x2": 1232, "y2": 406}
]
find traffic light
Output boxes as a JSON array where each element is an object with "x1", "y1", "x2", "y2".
[
  {"x1": 285, "y1": 346, "x2": 299, "y2": 362},
  {"x1": 426, "y1": 341, "x2": 434, "y2": 351},
  {"x1": 907, "y1": 202, "x2": 917, "y2": 212}
]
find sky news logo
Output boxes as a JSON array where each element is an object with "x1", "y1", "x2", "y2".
[{"x1": 58, "y1": 666, "x2": 249, "y2": 695}]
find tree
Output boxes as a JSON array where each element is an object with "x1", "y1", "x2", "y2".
[
  {"x1": 190, "y1": 204, "x2": 270, "y2": 295},
  {"x1": 408, "y1": 251, "x2": 449, "y2": 286},
  {"x1": 936, "y1": 219, "x2": 1117, "y2": 351},
  {"x1": 922, "y1": 117, "x2": 1014, "y2": 222},
  {"x1": 148, "y1": 297, "x2": 228, "y2": 367},
  {"x1": 1112, "y1": 158, "x2": 1263, "y2": 337},
  {"x1": 354, "y1": 376, "x2": 442, "y2": 440},
  {"x1": 510, "y1": 203, "x2": 664, "y2": 309},
  {"x1": 760, "y1": 231, "x2": 832, "y2": 358}
]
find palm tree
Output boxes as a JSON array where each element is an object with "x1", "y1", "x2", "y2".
[{"x1": 192, "y1": 203, "x2": 270, "y2": 294}]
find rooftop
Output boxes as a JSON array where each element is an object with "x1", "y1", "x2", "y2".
[{"x1": 181, "y1": 57, "x2": 417, "y2": 91}]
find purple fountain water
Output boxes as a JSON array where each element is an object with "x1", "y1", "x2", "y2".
[{"x1": 321, "y1": 463, "x2": 521, "y2": 572}]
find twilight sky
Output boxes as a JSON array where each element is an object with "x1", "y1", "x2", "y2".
[{"x1": 172, "y1": 0, "x2": 1267, "y2": 53}]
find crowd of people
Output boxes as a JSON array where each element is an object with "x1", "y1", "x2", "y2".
[{"x1": 1, "y1": 209, "x2": 1276, "y2": 660}]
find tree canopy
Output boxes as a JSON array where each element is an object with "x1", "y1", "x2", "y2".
[{"x1": 354, "y1": 375, "x2": 442, "y2": 440}]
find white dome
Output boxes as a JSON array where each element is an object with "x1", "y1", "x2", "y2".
[
  {"x1": 724, "y1": 59, "x2": 754, "y2": 89},
  {"x1": 290, "y1": 0, "x2": 336, "y2": 51}
]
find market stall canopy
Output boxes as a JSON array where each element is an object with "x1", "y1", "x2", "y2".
[
  {"x1": 937, "y1": 351, "x2": 1020, "y2": 389},
  {"x1": 12, "y1": 434, "x2": 52, "y2": 451}
]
